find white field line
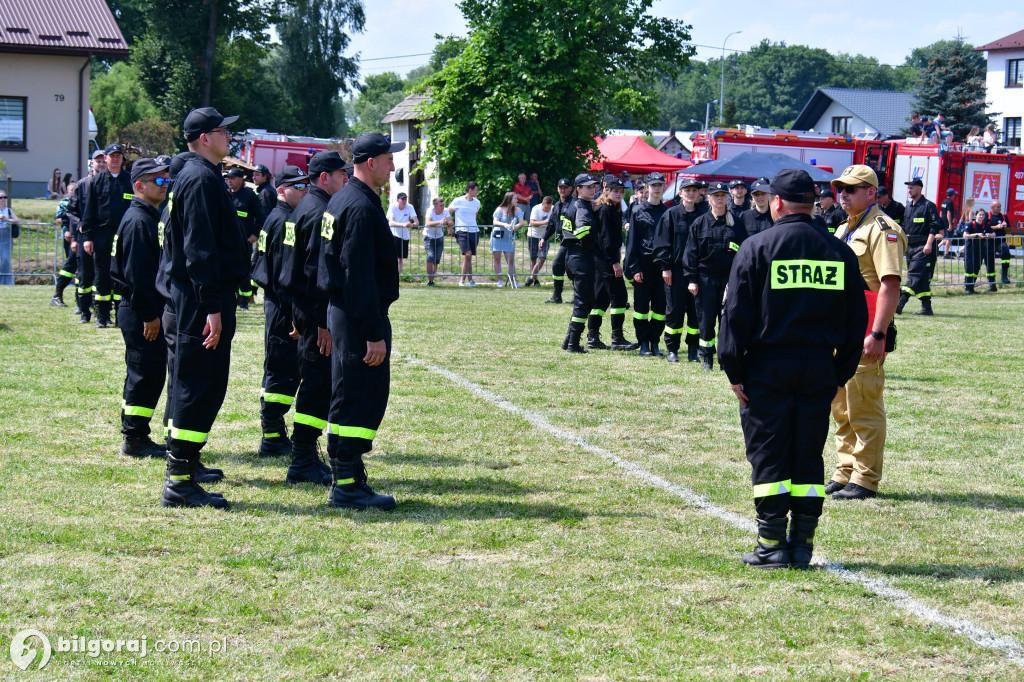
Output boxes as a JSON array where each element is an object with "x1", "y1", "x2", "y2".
[{"x1": 398, "y1": 352, "x2": 1024, "y2": 664}]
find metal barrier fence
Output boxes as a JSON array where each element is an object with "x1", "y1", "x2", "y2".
[
  {"x1": 1, "y1": 222, "x2": 60, "y2": 284},
  {"x1": 395, "y1": 225, "x2": 556, "y2": 285},
  {"x1": 928, "y1": 235, "x2": 1023, "y2": 288}
]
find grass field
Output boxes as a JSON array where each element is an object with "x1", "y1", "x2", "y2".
[{"x1": 1, "y1": 282, "x2": 1023, "y2": 680}]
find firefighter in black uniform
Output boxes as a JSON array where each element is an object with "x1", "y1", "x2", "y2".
[
  {"x1": 253, "y1": 164, "x2": 278, "y2": 218},
  {"x1": 739, "y1": 178, "x2": 774, "y2": 237},
  {"x1": 554, "y1": 174, "x2": 601, "y2": 353},
  {"x1": 963, "y1": 208, "x2": 995, "y2": 293},
  {"x1": 896, "y1": 178, "x2": 941, "y2": 316},
  {"x1": 540, "y1": 178, "x2": 574, "y2": 304},
  {"x1": 55, "y1": 151, "x2": 103, "y2": 311},
  {"x1": 719, "y1": 169, "x2": 867, "y2": 569},
  {"x1": 317, "y1": 132, "x2": 404, "y2": 510},
  {"x1": 728, "y1": 179, "x2": 751, "y2": 220},
  {"x1": 110, "y1": 158, "x2": 171, "y2": 459},
  {"x1": 160, "y1": 107, "x2": 248, "y2": 510},
  {"x1": 623, "y1": 173, "x2": 669, "y2": 356},
  {"x1": 989, "y1": 200, "x2": 1012, "y2": 285},
  {"x1": 82, "y1": 143, "x2": 134, "y2": 328},
  {"x1": 278, "y1": 151, "x2": 350, "y2": 486},
  {"x1": 817, "y1": 186, "x2": 847, "y2": 234},
  {"x1": 876, "y1": 185, "x2": 904, "y2": 226},
  {"x1": 251, "y1": 165, "x2": 308, "y2": 457},
  {"x1": 684, "y1": 181, "x2": 748, "y2": 370},
  {"x1": 588, "y1": 177, "x2": 637, "y2": 350},
  {"x1": 225, "y1": 167, "x2": 264, "y2": 309},
  {"x1": 653, "y1": 177, "x2": 705, "y2": 363}
]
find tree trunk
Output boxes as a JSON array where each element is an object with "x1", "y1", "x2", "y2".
[{"x1": 201, "y1": 0, "x2": 218, "y2": 106}]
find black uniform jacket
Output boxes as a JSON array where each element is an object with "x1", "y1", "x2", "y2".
[
  {"x1": 82, "y1": 169, "x2": 133, "y2": 239},
  {"x1": 821, "y1": 204, "x2": 848, "y2": 234},
  {"x1": 230, "y1": 186, "x2": 264, "y2": 241},
  {"x1": 739, "y1": 207, "x2": 774, "y2": 238},
  {"x1": 542, "y1": 196, "x2": 577, "y2": 243},
  {"x1": 729, "y1": 196, "x2": 751, "y2": 221},
  {"x1": 623, "y1": 200, "x2": 669, "y2": 278},
  {"x1": 879, "y1": 199, "x2": 905, "y2": 227},
  {"x1": 161, "y1": 155, "x2": 249, "y2": 314},
  {"x1": 564, "y1": 200, "x2": 597, "y2": 250},
  {"x1": 718, "y1": 213, "x2": 868, "y2": 387},
  {"x1": 278, "y1": 186, "x2": 331, "y2": 329},
  {"x1": 652, "y1": 202, "x2": 706, "y2": 272},
  {"x1": 111, "y1": 198, "x2": 164, "y2": 321},
  {"x1": 257, "y1": 182, "x2": 278, "y2": 220},
  {"x1": 318, "y1": 177, "x2": 399, "y2": 343},
  {"x1": 903, "y1": 197, "x2": 941, "y2": 245},
  {"x1": 683, "y1": 210, "x2": 748, "y2": 284},
  {"x1": 594, "y1": 203, "x2": 624, "y2": 265},
  {"x1": 251, "y1": 202, "x2": 293, "y2": 302},
  {"x1": 65, "y1": 173, "x2": 94, "y2": 244}
]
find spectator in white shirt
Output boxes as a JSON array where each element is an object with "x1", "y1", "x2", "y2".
[
  {"x1": 527, "y1": 195, "x2": 553, "y2": 286},
  {"x1": 388, "y1": 192, "x2": 418, "y2": 274},
  {"x1": 446, "y1": 181, "x2": 481, "y2": 286},
  {"x1": 424, "y1": 196, "x2": 453, "y2": 286}
]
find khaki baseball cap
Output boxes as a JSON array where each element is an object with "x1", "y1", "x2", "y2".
[{"x1": 831, "y1": 164, "x2": 878, "y2": 189}]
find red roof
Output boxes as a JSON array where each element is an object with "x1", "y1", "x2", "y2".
[
  {"x1": 0, "y1": 0, "x2": 128, "y2": 57},
  {"x1": 590, "y1": 136, "x2": 691, "y2": 174},
  {"x1": 975, "y1": 30, "x2": 1024, "y2": 52}
]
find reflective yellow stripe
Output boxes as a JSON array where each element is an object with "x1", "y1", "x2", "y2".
[
  {"x1": 122, "y1": 401, "x2": 155, "y2": 418},
  {"x1": 664, "y1": 326, "x2": 680, "y2": 335},
  {"x1": 237, "y1": 210, "x2": 248, "y2": 218},
  {"x1": 123, "y1": 193, "x2": 134, "y2": 201},
  {"x1": 913, "y1": 217, "x2": 925, "y2": 223},
  {"x1": 573, "y1": 227, "x2": 591, "y2": 239},
  {"x1": 901, "y1": 285, "x2": 914, "y2": 295},
  {"x1": 729, "y1": 241, "x2": 739, "y2": 251},
  {"x1": 771, "y1": 260, "x2": 844, "y2": 290},
  {"x1": 113, "y1": 293, "x2": 121, "y2": 301},
  {"x1": 686, "y1": 326, "x2": 699, "y2": 335},
  {"x1": 790, "y1": 483, "x2": 825, "y2": 498},
  {"x1": 262, "y1": 390, "x2": 295, "y2": 406},
  {"x1": 552, "y1": 275, "x2": 565, "y2": 281},
  {"x1": 633, "y1": 311, "x2": 649, "y2": 320},
  {"x1": 650, "y1": 312, "x2": 666, "y2": 321},
  {"x1": 283, "y1": 221, "x2": 296, "y2": 247},
  {"x1": 169, "y1": 426, "x2": 207, "y2": 443},
  {"x1": 610, "y1": 307, "x2": 626, "y2": 315},
  {"x1": 570, "y1": 316, "x2": 587, "y2": 324},
  {"x1": 168, "y1": 474, "x2": 191, "y2": 481},
  {"x1": 589, "y1": 309, "x2": 606, "y2": 317},
  {"x1": 77, "y1": 286, "x2": 94, "y2": 294},
  {"x1": 94, "y1": 294, "x2": 112, "y2": 301},
  {"x1": 753, "y1": 479, "x2": 792, "y2": 498},
  {"x1": 293, "y1": 413, "x2": 327, "y2": 430},
  {"x1": 59, "y1": 269, "x2": 75, "y2": 278},
  {"x1": 263, "y1": 432, "x2": 281, "y2": 438},
  {"x1": 699, "y1": 338, "x2": 716, "y2": 347},
  {"x1": 917, "y1": 291, "x2": 931, "y2": 298},
  {"x1": 327, "y1": 423, "x2": 376, "y2": 440},
  {"x1": 758, "y1": 536, "x2": 780, "y2": 546}
]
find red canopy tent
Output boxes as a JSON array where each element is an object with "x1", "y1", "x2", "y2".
[{"x1": 589, "y1": 136, "x2": 692, "y2": 174}]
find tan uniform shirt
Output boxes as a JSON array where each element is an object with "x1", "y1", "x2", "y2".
[{"x1": 834, "y1": 204, "x2": 906, "y2": 292}]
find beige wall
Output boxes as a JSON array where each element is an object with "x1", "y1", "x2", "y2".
[{"x1": 0, "y1": 53, "x2": 91, "y2": 197}]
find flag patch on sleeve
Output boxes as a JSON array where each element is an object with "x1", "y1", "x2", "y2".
[{"x1": 886, "y1": 233, "x2": 898, "y2": 242}]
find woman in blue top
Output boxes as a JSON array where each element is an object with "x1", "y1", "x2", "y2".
[{"x1": 491, "y1": 191, "x2": 523, "y2": 288}]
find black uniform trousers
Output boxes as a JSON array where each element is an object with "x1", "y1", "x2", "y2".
[
  {"x1": 161, "y1": 302, "x2": 177, "y2": 440},
  {"x1": 551, "y1": 244, "x2": 567, "y2": 282},
  {"x1": 740, "y1": 352, "x2": 835, "y2": 523},
  {"x1": 118, "y1": 303, "x2": 167, "y2": 438},
  {"x1": 696, "y1": 275, "x2": 726, "y2": 358},
  {"x1": 964, "y1": 240, "x2": 996, "y2": 289},
  {"x1": 629, "y1": 261, "x2": 666, "y2": 343},
  {"x1": 663, "y1": 265, "x2": 698, "y2": 352},
  {"x1": 564, "y1": 244, "x2": 595, "y2": 324},
  {"x1": 76, "y1": 237, "x2": 95, "y2": 310},
  {"x1": 292, "y1": 319, "x2": 332, "y2": 446},
  {"x1": 904, "y1": 243, "x2": 935, "y2": 299},
  {"x1": 166, "y1": 281, "x2": 236, "y2": 460},
  {"x1": 239, "y1": 242, "x2": 256, "y2": 298},
  {"x1": 260, "y1": 295, "x2": 299, "y2": 429},
  {"x1": 326, "y1": 302, "x2": 391, "y2": 463},
  {"x1": 56, "y1": 249, "x2": 78, "y2": 295},
  {"x1": 87, "y1": 228, "x2": 116, "y2": 304}
]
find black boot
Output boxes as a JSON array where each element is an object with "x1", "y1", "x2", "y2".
[
  {"x1": 664, "y1": 332, "x2": 680, "y2": 362},
  {"x1": 895, "y1": 292, "x2": 909, "y2": 315},
  {"x1": 638, "y1": 340, "x2": 653, "y2": 357},
  {"x1": 78, "y1": 292, "x2": 92, "y2": 323},
  {"x1": 788, "y1": 514, "x2": 818, "y2": 570},
  {"x1": 195, "y1": 458, "x2": 224, "y2": 483},
  {"x1": 586, "y1": 317, "x2": 608, "y2": 350},
  {"x1": 702, "y1": 354, "x2": 714, "y2": 371},
  {"x1": 287, "y1": 442, "x2": 332, "y2": 486},
  {"x1": 988, "y1": 277, "x2": 998, "y2": 292},
  {"x1": 95, "y1": 300, "x2": 112, "y2": 328},
  {"x1": 50, "y1": 291, "x2": 66, "y2": 307},
  {"x1": 328, "y1": 458, "x2": 396, "y2": 510},
  {"x1": 913, "y1": 296, "x2": 933, "y2": 316},
  {"x1": 649, "y1": 340, "x2": 664, "y2": 357},
  {"x1": 1002, "y1": 262, "x2": 1011, "y2": 285},
  {"x1": 742, "y1": 518, "x2": 789, "y2": 569},
  {"x1": 609, "y1": 317, "x2": 638, "y2": 351},
  {"x1": 560, "y1": 328, "x2": 572, "y2": 351},
  {"x1": 687, "y1": 340, "x2": 699, "y2": 363},
  {"x1": 545, "y1": 279, "x2": 564, "y2": 304},
  {"x1": 161, "y1": 454, "x2": 229, "y2": 509},
  {"x1": 565, "y1": 322, "x2": 587, "y2": 354},
  {"x1": 121, "y1": 435, "x2": 167, "y2": 458},
  {"x1": 258, "y1": 419, "x2": 292, "y2": 457}
]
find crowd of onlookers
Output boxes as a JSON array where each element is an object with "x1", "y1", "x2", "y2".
[
  {"x1": 45, "y1": 167, "x2": 77, "y2": 199},
  {"x1": 909, "y1": 112, "x2": 1000, "y2": 151}
]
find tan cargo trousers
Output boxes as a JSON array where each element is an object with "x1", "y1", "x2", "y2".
[{"x1": 830, "y1": 357, "x2": 886, "y2": 492}]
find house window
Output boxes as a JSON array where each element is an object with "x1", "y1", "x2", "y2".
[
  {"x1": 831, "y1": 116, "x2": 851, "y2": 135},
  {"x1": 1007, "y1": 59, "x2": 1024, "y2": 88},
  {"x1": 0, "y1": 96, "x2": 27, "y2": 150},
  {"x1": 1004, "y1": 117, "x2": 1021, "y2": 148}
]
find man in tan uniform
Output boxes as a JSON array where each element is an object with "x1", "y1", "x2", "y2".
[{"x1": 828, "y1": 165, "x2": 907, "y2": 500}]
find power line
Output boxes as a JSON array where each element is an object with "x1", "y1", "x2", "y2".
[{"x1": 361, "y1": 52, "x2": 432, "y2": 62}]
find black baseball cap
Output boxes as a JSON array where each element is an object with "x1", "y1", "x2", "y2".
[
  {"x1": 104, "y1": 143, "x2": 124, "y2": 155},
  {"x1": 169, "y1": 152, "x2": 191, "y2": 179},
  {"x1": 602, "y1": 174, "x2": 617, "y2": 186},
  {"x1": 605, "y1": 178, "x2": 626, "y2": 190},
  {"x1": 769, "y1": 169, "x2": 816, "y2": 204},
  {"x1": 876, "y1": 185, "x2": 890, "y2": 196},
  {"x1": 224, "y1": 167, "x2": 246, "y2": 178},
  {"x1": 351, "y1": 132, "x2": 405, "y2": 164},
  {"x1": 308, "y1": 151, "x2": 348, "y2": 176},
  {"x1": 275, "y1": 165, "x2": 308, "y2": 188},
  {"x1": 708, "y1": 181, "x2": 729, "y2": 194},
  {"x1": 680, "y1": 178, "x2": 701, "y2": 189},
  {"x1": 574, "y1": 173, "x2": 598, "y2": 187},
  {"x1": 130, "y1": 157, "x2": 169, "y2": 185},
  {"x1": 183, "y1": 107, "x2": 239, "y2": 142},
  {"x1": 817, "y1": 186, "x2": 834, "y2": 197},
  {"x1": 750, "y1": 178, "x2": 771, "y2": 193},
  {"x1": 728, "y1": 179, "x2": 746, "y2": 188},
  {"x1": 396, "y1": 192, "x2": 408, "y2": 200},
  {"x1": 905, "y1": 178, "x2": 924, "y2": 187},
  {"x1": 557, "y1": 178, "x2": 572, "y2": 188},
  {"x1": 154, "y1": 155, "x2": 172, "y2": 166},
  {"x1": 646, "y1": 172, "x2": 666, "y2": 185},
  {"x1": 254, "y1": 164, "x2": 270, "y2": 175}
]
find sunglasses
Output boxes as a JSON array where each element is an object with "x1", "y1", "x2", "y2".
[
  {"x1": 149, "y1": 177, "x2": 171, "y2": 187},
  {"x1": 839, "y1": 184, "x2": 872, "y2": 193},
  {"x1": 288, "y1": 183, "x2": 309, "y2": 190},
  {"x1": 0, "y1": 196, "x2": 7, "y2": 199}
]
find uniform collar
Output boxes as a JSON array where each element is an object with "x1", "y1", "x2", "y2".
[{"x1": 130, "y1": 196, "x2": 160, "y2": 219}]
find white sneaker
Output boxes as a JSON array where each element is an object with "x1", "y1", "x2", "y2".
[
  {"x1": 459, "y1": 281, "x2": 468, "y2": 287},
  {"x1": 496, "y1": 280, "x2": 505, "y2": 288},
  {"x1": 467, "y1": 280, "x2": 476, "y2": 287}
]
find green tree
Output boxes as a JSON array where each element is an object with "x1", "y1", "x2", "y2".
[
  {"x1": 429, "y1": 34, "x2": 468, "y2": 71},
  {"x1": 275, "y1": 0, "x2": 365, "y2": 137},
  {"x1": 422, "y1": 0, "x2": 692, "y2": 209},
  {"x1": 351, "y1": 72, "x2": 407, "y2": 135},
  {"x1": 913, "y1": 37, "x2": 991, "y2": 139},
  {"x1": 90, "y1": 62, "x2": 159, "y2": 143}
]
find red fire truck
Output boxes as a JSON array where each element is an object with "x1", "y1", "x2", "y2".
[
  {"x1": 239, "y1": 130, "x2": 348, "y2": 176},
  {"x1": 690, "y1": 127, "x2": 1024, "y2": 232}
]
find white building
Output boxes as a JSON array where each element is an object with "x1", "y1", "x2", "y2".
[
  {"x1": 792, "y1": 88, "x2": 915, "y2": 139},
  {"x1": 975, "y1": 30, "x2": 1024, "y2": 149},
  {"x1": 381, "y1": 93, "x2": 437, "y2": 219}
]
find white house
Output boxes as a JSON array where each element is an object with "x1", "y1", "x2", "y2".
[
  {"x1": 975, "y1": 30, "x2": 1024, "y2": 149},
  {"x1": 792, "y1": 88, "x2": 915, "y2": 138},
  {"x1": 381, "y1": 93, "x2": 437, "y2": 218}
]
